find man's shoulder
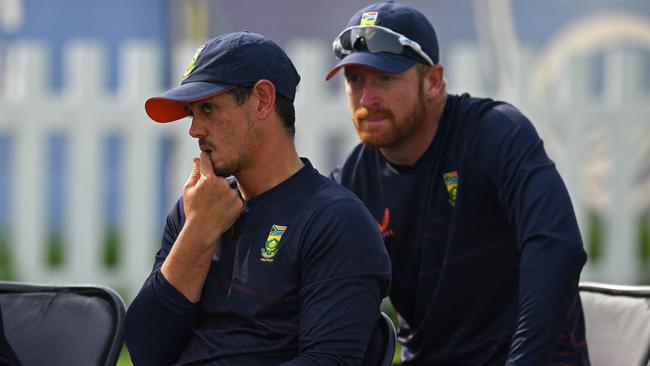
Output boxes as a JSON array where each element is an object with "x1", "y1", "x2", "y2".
[
  {"x1": 451, "y1": 93, "x2": 530, "y2": 130},
  {"x1": 472, "y1": 99, "x2": 540, "y2": 150},
  {"x1": 447, "y1": 94, "x2": 540, "y2": 161},
  {"x1": 308, "y1": 171, "x2": 367, "y2": 209}
]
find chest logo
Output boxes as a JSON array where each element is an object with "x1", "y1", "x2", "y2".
[
  {"x1": 261, "y1": 225, "x2": 287, "y2": 262},
  {"x1": 443, "y1": 171, "x2": 459, "y2": 206},
  {"x1": 378, "y1": 208, "x2": 394, "y2": 238}
]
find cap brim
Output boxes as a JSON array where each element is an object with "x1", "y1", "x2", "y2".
[
  {"x1": 145, "y1": 81, "x2": 235, "y2": 123},
  {"x1": 325, "y1": 52, "x2": 417, "y2": 80}
]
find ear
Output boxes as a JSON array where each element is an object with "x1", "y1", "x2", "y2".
[
  {"x1": 422, "y1": 64, "x2": 445, "y2": 100},
  {"x1": 251, "y1": 80, "x2": 276, "y2": 120}
]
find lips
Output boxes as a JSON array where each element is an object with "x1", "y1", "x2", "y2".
[
  {"x1": 198, "y1": 138, "x2": 216, "y2": 153},
  {"x1": 360, "y1": 113, "x2": 390, "y2": 123},
  {"x1": 355, "y1": 107, "x2": 369, "y2": 121},
  {"x1": 355, "y1": 107, "x2": 392, "y2": 123},
  {"x1": 364, "y1": 115, "x2": 388, "y2": 122}
]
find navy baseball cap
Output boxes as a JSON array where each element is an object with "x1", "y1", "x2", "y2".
[
  {"x1": 326, "y1": 2, "x2": 439, "y2": 80},
  {"x1": 146, "y1": 31, "x2": 301, "y2": 123}
]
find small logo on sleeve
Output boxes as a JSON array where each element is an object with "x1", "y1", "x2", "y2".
[
  {"x1": 443, "y1": 171, "x2": 459, "y2": 206},
  {"x1": 261, "y1": 225, "x2": 287, "y2": 262},
  {"x1": 360, "y1": 12, "x2": 378, "y2": 26}
]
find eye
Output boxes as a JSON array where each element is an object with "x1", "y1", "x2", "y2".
[
  {"x1": 379, "y1": 74, "x2": 393, "y2": 82},
  {"x1": 346, "y1": 74, "x2": 361, "y2": 83},
  {"x1": 345, "y1": 73, "x2": 364, "y2": 89},
  {"x1": 184, "y1": 105, "x2": 194, "y2": 118},
  {"x1": 201, "y1": 104, "x2": 213, "y2": 113}
]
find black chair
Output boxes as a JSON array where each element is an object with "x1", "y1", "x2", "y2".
[
  {"x1": 579, "y1": 281, "x2": 650, "y2": 366},
  {"x1": 362, "y1": 312, "x2": 397, "y2": 366},
  {"x1": 0, "y1": 281, "x2": 126, "y2": 366}
]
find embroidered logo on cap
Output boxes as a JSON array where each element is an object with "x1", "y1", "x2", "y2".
[
  {"x1": 443, "y1": 171, "x2": 459, "y2": 206},
  {"x1": 360, "y1": 11, "x2": 378, "y2": 26},
  {"x1": 182, "y1": 44, "x2": 205, "y2": 80},
  {"x1": 261, "y1": 225, "x2": 287, "y2": 262}
]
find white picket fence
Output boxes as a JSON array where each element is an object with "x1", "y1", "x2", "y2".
[{"x1": 0, "y1": 38, "x2": 648, "y2": 300}]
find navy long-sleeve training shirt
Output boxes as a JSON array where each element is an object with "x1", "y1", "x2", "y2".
[
  {"x1": 331, "y1": 94, "x2": 589, "y2": 365},
  {"x1": 0, "y1": 307, "x2": 21, "y2": 365},
  {"x1": 125, "y1": 159, "x2": 391, "y2": 366}
]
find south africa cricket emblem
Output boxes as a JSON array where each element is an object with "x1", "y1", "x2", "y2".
[
  {"x1": 182, "y1": 44, "x2": 205, "y2": 80},
  {"x1": 261, "y1": 225, "x2": 287, "y2": 262},
  {"x1": 443, "y1": 171, "x2": 458, "y2": 207}
]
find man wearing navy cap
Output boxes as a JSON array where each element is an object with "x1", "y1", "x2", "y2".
[
  {"x1": 327, "y1": 3, "x2": 589, "y2": 365},
  {"x1": 124, "y1": 31, "x2": 391, "y2": 365}
]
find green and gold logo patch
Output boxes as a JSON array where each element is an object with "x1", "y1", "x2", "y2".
[
  {"x1": 360, "y1": 11, "x2": 378, "y2": 26},
  {"x1": 182, "y1": 44, "x2": 205, "y2": 80},
  {"x1": 443, "y1": 171, "x2": 459, "y2": 206},
  {"x1": 261, "y1": 225, "x2": 287, "y2": 262}
]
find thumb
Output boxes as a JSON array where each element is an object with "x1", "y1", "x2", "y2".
[{"x1": 185, "y1": 157, "x2": 201, "y2": 187}]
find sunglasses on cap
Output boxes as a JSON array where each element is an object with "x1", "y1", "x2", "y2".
[{"x1": 332, "y1": 25, "x2": 434, "y2": 66}]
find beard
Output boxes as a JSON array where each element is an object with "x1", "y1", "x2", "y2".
[
  {"x1": 213, "y1": 161, "x2": 239, "y2": 178},
  {"x1": 197, "y1": 112, "x2": 255, "y2": 178},
  {"x1": 353, "y1": 86, "x2": 427, "y2": 149},
  {"x1": 196, "y1": 137, "x2": 241, "y2": 177}
]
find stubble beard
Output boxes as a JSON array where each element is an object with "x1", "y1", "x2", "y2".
[
  {"x1": 213, "y1": 111, "x2": 256, "y2": 178},
  {"x1": 213, "y1": 161, "x2": 239, "y2": 178}
]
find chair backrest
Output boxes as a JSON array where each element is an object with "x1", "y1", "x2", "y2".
[
  {"x1": 362, "y1": 312, "x2": 397, "y2": 366},
  {"x1": 0, "y1": 281, "x2": 126, "y2": 366},
  {"x1": 579, "y1": 282, "x2": 650, "y2": 366}
]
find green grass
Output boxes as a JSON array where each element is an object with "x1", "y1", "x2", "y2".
[
  {"x1": 0, "y1": 229, "x2": 14, "y2": 279},
  {"x1": 103, "y1": 226, "x2": 121, "y2": 268},
  {"x1": 639, "y1": 214, "x2": 650, "y2": 262},
  {"x1": 117, "y1": 346, "x2": 132, "y2": 366},
  {"x1": 393, "y1": 343, "x2": 401, "y2": 365},
  {"x1": 46, "y1": 230, "x2": 65, "y2": 268},
  {"x1": 586, "y1": 211, "x2": 604, "y2": 262},
  {"x1": 638, "y1": 214, "x2": 650, "y2": 284},
  {"x1": 381, "y1": 298, "x2": 401, "y2": 365}
]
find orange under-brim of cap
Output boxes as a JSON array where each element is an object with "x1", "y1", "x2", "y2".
[
  {"x1": 326, "y1": 52, "x2": 417, "y2": 81},
  {"x1": 145, "y1": 98, "x2": 187, "y2": 123},
  {"x1": 144, "y1": 88, "x2": 234, "y2": 123},
  {"x1": 325, "y1": 63, "x2": 373, "y2": 81}
]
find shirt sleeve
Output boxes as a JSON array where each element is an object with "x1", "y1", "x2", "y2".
[
  {"x1": 0, "y1": 307, "x2": 21, "y2": 366},
  {"x1": 281, "y1": 197, "x2": 391, "y2": 366},
  {"x1": 473, "y1": 104, "x2": 587, "y2": 365},
  {"x1": 124, "y1": 198, "x2": 200, "y2": 366}
]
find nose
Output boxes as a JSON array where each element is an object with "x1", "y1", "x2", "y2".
[
  {"x1": 188, "y1": 116, "x2": 206, "y2": 138},
  {"x1": 359, "y1": 80, "x2": 379, "y2": 107}
]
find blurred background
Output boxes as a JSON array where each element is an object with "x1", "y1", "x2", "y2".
[{"x1": 1, "y1": 0, "x2": 649, "y2": 363}]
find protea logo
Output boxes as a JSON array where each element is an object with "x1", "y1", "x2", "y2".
[
  {"x1": 182, "y1": 44, "x2": 205, "y2": 80},
  {"x1": 443, "y1": 171, "x2": 459, "y2": 206},
  {"x1": 261, "y1": 225, "x2": 287, "y2": 262}
]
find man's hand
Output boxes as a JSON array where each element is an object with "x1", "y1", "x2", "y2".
[
  {"x1": 161, "y1": 152, "x2": 243, "y2": 303},
  {"x1": 182, "y1": 151, "x2": 243, "y2": 247}
]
